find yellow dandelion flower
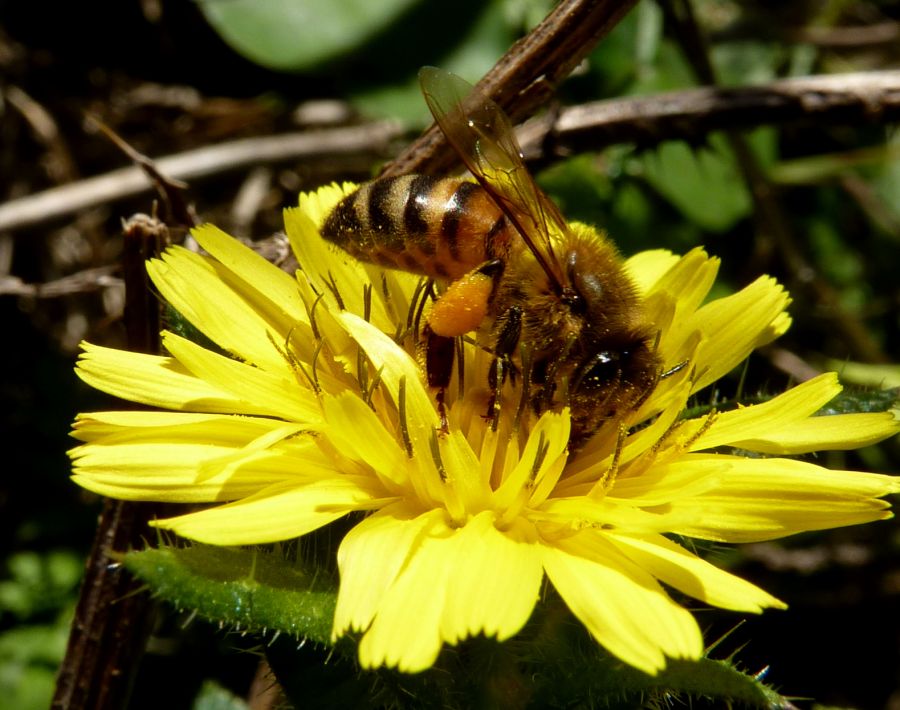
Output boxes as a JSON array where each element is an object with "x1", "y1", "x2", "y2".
[{"x1": 70, "y1": 183, "x2": 900, "y2": 676}]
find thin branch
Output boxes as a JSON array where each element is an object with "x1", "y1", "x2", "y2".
[
  {"x1": 0, "y1": 266, "x2": 120, "y2": 297},
  {"x1": 87, "y1": 116, "x2": 197, "y2": 228},
  {"x1": 0, "y1": 121, "x2": 403, "y2": 234},
  {"x1": 529, "y1": 70, "x2": 900, "y2": 155},
  {"x1": 8, "y1": 70, "x2": 897, "y2": 238},
  {"x1": 380, "y1": 0, "x2": 641, "y2": 177},
  {"x1": 52, "y1": 216, "x2": 168, "y2": 710}
]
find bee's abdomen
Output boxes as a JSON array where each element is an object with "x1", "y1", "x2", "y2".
[{"x1": 321, "y1": 175, "x2": 511, "y2": 280}]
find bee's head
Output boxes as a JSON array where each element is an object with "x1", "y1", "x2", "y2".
[{"x1": 566, "y1": 332, "x2": 661, "y2": 448}]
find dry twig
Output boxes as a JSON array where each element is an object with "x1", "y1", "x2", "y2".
[
  {"x1": 381, "y1": 0, "x2": 641, "y2": 177},
  {"x1": 0, "y1": 122, "x2": 403, "y2": 234},
  {"x1": 6, "y1": 70, "x2": 900, "y2": 238}
]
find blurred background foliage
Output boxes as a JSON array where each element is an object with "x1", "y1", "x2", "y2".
[{"x1": 1, "y1": 0, "x2": 898, "y2": 707}]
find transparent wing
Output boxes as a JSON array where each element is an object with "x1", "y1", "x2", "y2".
[{"x1": 419, "y1": 66, "x2": 566, "y2": 291}]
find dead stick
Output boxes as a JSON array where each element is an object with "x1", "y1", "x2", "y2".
[
  {"x1": 0, "y1": 122, "x2": 402, "y2": 234},
  {"x1": 52, "y1": 216, "x2": 169, "y2": 710},
  {"x1": 6, "y1": 71, "x2": 900, "y2": 236},
  {"x1": 538, "y1": 70, "x2": 900, "y2": 154},
  {"x1": 381, "y1": 0, "x2": 641, "y2": 177}
]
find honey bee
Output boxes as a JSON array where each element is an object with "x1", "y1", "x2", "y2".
[{"x1": 322, "y1": 67, "x2": 660, "y2": 447}]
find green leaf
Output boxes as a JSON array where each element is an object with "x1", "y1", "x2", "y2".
[
  {"x1": 348, "y1": 0, "x2": 517, "y2": 123},
  {"x1": 639, "y1": 133, "x2": 752, "y2": 232},
  {"x1": 0, "y1": 550, "x2": 83, "y2": 620},
  {"x1": 0, "y1": 614, "x2": 73, "y2": 710},
  {"x1": 197, "y1": 0, "x2": 422, "y2": 71},
  {"x1": 123, "y1": 545, "x2": 336, "y2": 644}
]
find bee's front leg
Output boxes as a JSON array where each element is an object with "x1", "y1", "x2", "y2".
[{"x1": 487, "y1": 305, "x2": 522, "y2": 427}]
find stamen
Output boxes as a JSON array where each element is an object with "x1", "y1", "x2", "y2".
[
  {"x1": 308, "y1": 339, "x2": 324, "y2": 392},
  {"x1": 362, "y1": 282, "x2": 372, "y2": 322},
  {"x1": 412, "y1": 279, "x2": 436, "y2": 339},
  {"x1": 380, "y1": 273, "x2": 391, "y2": 307},
  {"x1": 356, "y1": 346, "x2": 368, "y2": 397},
  {"x1": 531, "y1": 431, "x2": 549, "y2": 478},
  {"x1": 489, "y1": 358, "x2": 505, "y2": 432},
  {"x1": 364, "y1": 365, "x2": 385, "y2": 408},
  {"x1": 305, "y1": 292, "x2": 325, "y2": 340},
  {"x1": 324, "y1": 271, "x2": 345, "y2": 310},
  {"x1": 270, "y1": 329, "x2": 320, "y2": 394},
  {"x1": 681, "y1": 409, "x2": 718, "y2": 452},
  {"x1": 398, "y1": 376, "x2": 413, "y2": 457},
  {"x1": 429, "y1": 429, "x2": 447, "y2": 480},
  {"x1": 590, "y1": 422, "x2": 627, "y2": 498},
  {"x1": 649, "y1": 415, "x2": 683, "y2": 458},
  {"x1": 405, "y1": 278, "x2": 429, "y2": 334}
]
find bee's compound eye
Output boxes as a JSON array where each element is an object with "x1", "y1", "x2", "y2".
[{"x1": 576, "y1": 351, "x2": 621, "y2": 389}]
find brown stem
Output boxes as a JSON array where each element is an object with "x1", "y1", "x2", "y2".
[{"x1": 52, "y1": 216, "x2": 168, "y2": 710}]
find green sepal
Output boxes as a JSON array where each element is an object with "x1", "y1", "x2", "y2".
[
  {"x1": 266, "y1": 594, "x2": 789, "y2": 709},
  {"x1": 122, "y1": 545, "x2": 336, "y2": 645},
  {"x1": 817, "y1": 386, "x2": 899, "y2": 415}
]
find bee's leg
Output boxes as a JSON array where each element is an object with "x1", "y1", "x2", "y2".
[
  {"x1": 421, "y1": 324, "x2": 456, "y2": 434},
  {"x1": 424, "y1": 261, "x2": 502, "y2": 433},
  {"x1": 486, "y1": 305, "x2": 522, "y2": 426}
]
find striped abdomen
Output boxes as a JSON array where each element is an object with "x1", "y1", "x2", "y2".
[{"x1": 321, "y1": 175, "x2": 514, "y2": 280}]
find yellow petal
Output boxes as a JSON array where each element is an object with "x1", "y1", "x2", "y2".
[
  {"x1": 439, "y1": 429, "x2": 488, "y2": 516},
  {"x1": 730, "y1": 411, "x2": 900, "y2": 454},
  {"x1": 687, "y1": 373, "x2": 842, "y2": 452},
  {"x1": 335, "y1": 313, "x2": 435, "y2": 426},
  {"x1": 610, "y1": 455, "x2": 729, "y2": 505},
  {"x1": 495, "y1": 409, "x2": 570, "y2": 508},
  {"x1": 645, "y1": 248, "x2": 718, "y2": 333},
  {"x1": 357, "y1": 510, "x2": 542, "y2": 671},
  {"x1": 606, "y1": 532, "x2": 786, "y2": 611},
  {"x1": 147, "y1": 245, "x2": 292, "y2": 372},
  {"x1": 441, "y1": 511, "x2": 542, "y2": 643},
  {"x1": 70, "y1": 410, "x2": 262, "y2": 442},
  {"x1": 333, "y1": 504, "x2": 442, "y2": 637},
  {"x1": 664, "y1": 457, "x2": 899, "y2": 542},
  {"x1": 153, "y1": 477, "x2": 385, "y2": 545},
  {"x1": 690, "y1": 275, "x2": 791, "y2": 391},
  {"x1": 357, "y1": 517, "x2": 454, "y2": 671},
  {"x1": 75, "y1": 342, "x2": 251, "y2": 413},
  {"x1": 829, "y1": 360, "x2": 900, "y2": 388},
  {"x1": 190, "y1": 223, "x2": 308, "y2": 325},
  {"x1": 543, "y1": 531, "x2": 703, "y2": 675},
  {"x1": 71, "y1": 442, "x2": 296, "y2": 502},
  {"x1": 322, "y1": 391, "x2": 408, "y2": 488},
  {"x1": 624, "y1": 249, "x2": 681, "y2": 294},
  {"x1": 162, "y1": 331, "x2": 321, "y2": 423}
]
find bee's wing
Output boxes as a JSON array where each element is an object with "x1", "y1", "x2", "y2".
[{"x1": 419, "y1": 66, "x2": 566, "y2": 291}]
